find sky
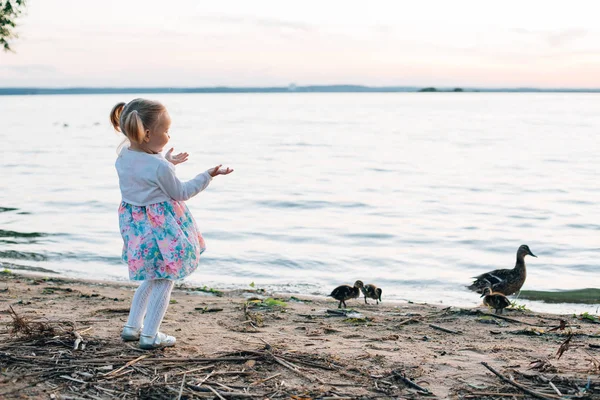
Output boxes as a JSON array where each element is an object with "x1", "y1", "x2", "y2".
[{"x1": 1, "y1": 0, "x2": 599, "y2": 88}]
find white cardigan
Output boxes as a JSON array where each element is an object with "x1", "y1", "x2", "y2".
[{"x1": 115, "y1": 148, "x2": 212, "y2": 206}]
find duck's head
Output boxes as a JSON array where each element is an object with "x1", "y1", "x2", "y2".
[
  {"x1": 354, "y1": 280, "x2": 364, "y2": 288},
  {"x1": 376, "y1": 288, "x2": 382, "y2": 301},
  {"x1": 517, "y1": 244, "x2": 537, "y2": 258},
  {"x1": 480, "y1": 287, "x2": 492, "y2": 297}
]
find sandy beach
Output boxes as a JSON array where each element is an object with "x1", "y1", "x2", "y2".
[{"x1": 1, "y1": 271, "x2": 599, "y2": 399}]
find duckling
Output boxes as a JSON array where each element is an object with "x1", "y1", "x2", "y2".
[
  {"x1": 481, "y1": 287, "x2": 511, "y2": 314},
  {"x1": 329, "y1": 280, "x2": 364, "y2": 308},
  {"x1": 361, "y1": 284, "x2": 382, "y2": 305},
  {"x1": 468, "y1": 244, "x2": 537, "y2": 296}
]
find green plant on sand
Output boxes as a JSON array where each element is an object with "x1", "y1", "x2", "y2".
[
  {"x1": 577, "y1": 312, "x2": 599, "y2": 323},
  {"x1": 508, "y1": 301, "x2": 530, "y2": 312},
  {"x1": 188, "y1": 285, "x2": 223, "y2": 297},
  {"x1": 246, "y1": 298, "x2": 287, "y2": 309}
]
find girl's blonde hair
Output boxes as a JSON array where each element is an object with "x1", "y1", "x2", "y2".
[{"x1": 109, "y1": 98, "x2": 166, "y2": 144}]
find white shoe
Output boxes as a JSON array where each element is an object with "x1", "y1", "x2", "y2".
[
  {"x1": 139, "y1": 332, "x2": 176, "y2": 350},
  {"x1": 121, "y1": 325, "x2": 141, "y2": 341}
]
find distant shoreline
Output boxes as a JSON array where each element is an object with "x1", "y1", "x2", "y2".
[{"x1": 1, "y1": 85, "x2": 600, "y2": 95}]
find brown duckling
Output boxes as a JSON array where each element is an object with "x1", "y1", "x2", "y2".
[
  {"x1": 329, "y1": 280, "x2": 364, "y2": 308},
  {"x1": 468, "y1": 244, "x2": 537, "y2": 296},
  {"x1": 361, "y1": 284, "x2": 382, "y2": 305},
  {"x1": 481, "y1": 287, "x2": 511, "y2": 314}
]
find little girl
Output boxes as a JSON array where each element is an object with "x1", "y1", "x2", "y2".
[{"x1": 109, "y1": 98, "x2": 233, "y2": 349}]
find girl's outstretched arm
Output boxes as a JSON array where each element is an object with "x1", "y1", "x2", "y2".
[
  {"x1": 154, "y1": 163, "x2": 234, "y2": 201},
  {"x1": 155, "y1": 163, "x2": 212, "y2": 201}
]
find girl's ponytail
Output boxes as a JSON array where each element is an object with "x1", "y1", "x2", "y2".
[
  {"x1": 109, "y1": 98, "x2": 165, "y2": 146},
  {"x1": 124, "y1": 110, "x2": 146, "y2": 144},
  {"x1": 110, "y1": 102, "x2": 126, "y2": 132}
]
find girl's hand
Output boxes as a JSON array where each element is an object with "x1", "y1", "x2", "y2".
[
  {"x1": 209, "y1": 164, "x2": 234, "y2": 177},
  {"x1": 165, "y1": 148, "x2": 189, "y2": 165}
]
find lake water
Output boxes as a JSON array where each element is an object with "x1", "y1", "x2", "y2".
[{"x1": 1, "y1": 93, "x2": 598, "y2": 314}]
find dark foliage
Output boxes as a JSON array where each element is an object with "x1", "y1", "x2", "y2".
[{"x1": 0, "y1": 0, "x2": 26, "y2": 52}]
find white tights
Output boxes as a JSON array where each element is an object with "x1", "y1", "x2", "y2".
[{"x1": 125, "y1": 279, "x2": 175, "y2": 337}]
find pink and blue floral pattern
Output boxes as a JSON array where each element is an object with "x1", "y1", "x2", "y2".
[{"x1": 118, "y1": 200, "x2": 206, "y2": 281}]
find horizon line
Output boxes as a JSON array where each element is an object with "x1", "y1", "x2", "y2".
[{"x1": 1, "y1": 85, "x2": 600, "y2": 95}]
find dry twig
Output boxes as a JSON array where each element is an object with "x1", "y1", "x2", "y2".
[
  {"x1": 556, "y1": 334, "x2": 573, "y2": 360},
  {"x1": 481, "y1": 361, "x2": 559, "y2": 400},
  {"x1": 391, "y1": 370, "x2": 432, "y2": 394},
  {"x1": 429, "y1": 323, "x2": 461, "y2": 335}
]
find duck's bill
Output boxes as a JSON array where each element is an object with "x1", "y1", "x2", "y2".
[{"x1": 529, "y1": 252, "x2": 537, "y2": 257}]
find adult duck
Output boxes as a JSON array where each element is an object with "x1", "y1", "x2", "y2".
[{"x1": 468, "y1": 244, "x2": 537, "y2": 296}]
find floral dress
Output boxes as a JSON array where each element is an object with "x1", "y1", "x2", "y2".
[{"x1": 118, "y1": 200, "x2": 206, "y2": 281}]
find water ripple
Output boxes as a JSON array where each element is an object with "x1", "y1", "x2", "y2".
[
  {"x1": 0, "y1": 229, "x2": 47, "y2": 238},
  {"x1": 565, "y1": 223, "x2": 600, "y2": 230},
  {"x1": 256, "y1": 200, "x2": 368, "y2": 210}
]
